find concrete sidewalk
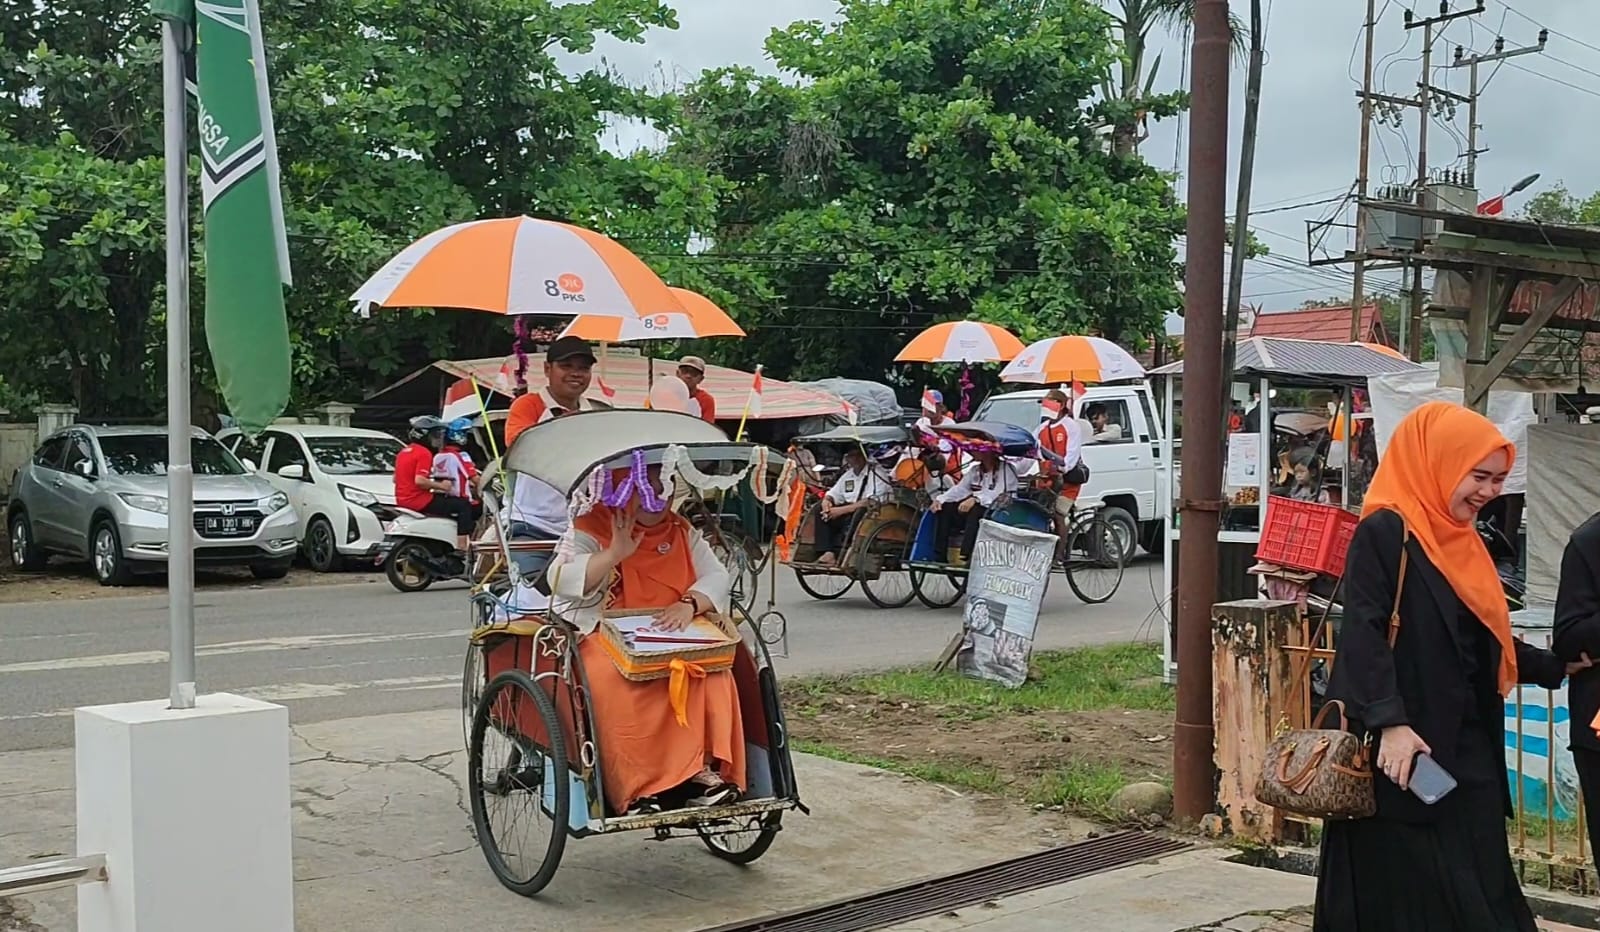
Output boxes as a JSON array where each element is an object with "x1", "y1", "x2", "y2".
[{"x1": 3, "y1": 707, "x2": 1314, "y2": 931}]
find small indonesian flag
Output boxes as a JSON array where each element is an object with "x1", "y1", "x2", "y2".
[
  {"x1": 749, "y1": 366, "x2": 764, "y2": 417},
  {"x1": 493, "y1": 358, "x2": 519, "y2": 393},
  {"x1": 1070, "y1": 380, "x2": 1088, "y2": 416},
  {"x1": 442, "y1": 377, "x2": 478, "y2": 422},
  {"x1": 1478, "y1": 195, "x2": 1506, "y2": 216},
  {"x1": 596, "y1": 376, "x2": 617, "y2": 399}
]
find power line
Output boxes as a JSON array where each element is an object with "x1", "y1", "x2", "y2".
[
  {"x1": 1496, "y1": 1, "x2": 1600, "y2": 58},
  {"x1": 1502, "y1": 60, "x2": 1600, "y2": 99}
]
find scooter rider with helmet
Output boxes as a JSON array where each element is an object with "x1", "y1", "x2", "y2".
[{"x1": 394, "y1": 415, "x2": 474, "y2": 558}]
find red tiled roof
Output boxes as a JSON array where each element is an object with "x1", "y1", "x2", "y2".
[{"x1": 1250, "y1": 304, "x2": 1384, "y2": 343}]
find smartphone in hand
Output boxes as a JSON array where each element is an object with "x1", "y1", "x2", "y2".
[{"x1": 1409, "y1": 753, "x2": 1458, "y2": 805}]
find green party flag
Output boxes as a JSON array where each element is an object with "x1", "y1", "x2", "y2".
[{"x1": 153, "y1": 0, "x2": 293, "y2": 435}]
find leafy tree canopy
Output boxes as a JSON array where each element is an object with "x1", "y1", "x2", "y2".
[
  {"x1": 1522, "y1": 181, "x2": 1600, "y2": 226},
  {"x1": 661, "y1": 0, "x2": 1186, "y2": 383},
  {"x1": 0, "y1": 0, "x2": 718, "y2": 418}
]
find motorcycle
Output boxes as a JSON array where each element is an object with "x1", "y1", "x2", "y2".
[{"x1": 377, "y1": 511, "x2": 466, "y2": 592}]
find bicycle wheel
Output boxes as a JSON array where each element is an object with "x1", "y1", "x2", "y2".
[
  {"x1": 468, "y1": 670, "x2": 569, "y2": 897},
  {"x1": 857, "y1": 520, "x2": 914, "y2": 608},
  {"x1": 795, "y1": 568, "x2": 854, "y2": 600},
  {"x1": 699, "y1": 811, "x2": 782, "y2": 865},
  {"x1": 710, "y1": 529, "x2": 759, "y2": 610},
  {"x1": 1065, "y1": 513, "x2": 1126, "y2": 604},
  {"x1": 461, "y1": 639, "x2": 486, "y2": 749},
  {"x1": 911, "y1": 567, "x2": 966, "y2": 609}
]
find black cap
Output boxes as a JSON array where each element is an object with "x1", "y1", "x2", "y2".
[{"x1": 545, "y1": 335, "x2": 597, "y2": 364}]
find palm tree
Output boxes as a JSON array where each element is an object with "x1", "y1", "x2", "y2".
[{"x1": 1100, "y1": 0, "x2": 1246, "y2": 157}]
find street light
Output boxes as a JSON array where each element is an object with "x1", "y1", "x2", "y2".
[{"x1": 1478, "y1": 172, "x2": 1541, "y2": 216}]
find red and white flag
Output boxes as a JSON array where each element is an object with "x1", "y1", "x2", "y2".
[
  {"x1": 596, "y1": 376, "x2": 617, "y2": 400},
  {"x1": 442, "y1": 377, "x2": 479, "y2": 422},
  {"x1": 493, "y1": 358, "x2": 519, "y2": 394},
  {"x1": 1477, "y1": 195, "x2": 1506, "y2": 216},
  {"x1": 1068, "y1": 380, "x2": 1088, "y2": 416},
  {"x1": 748, "y1": 366, "x2": 764, "y2": 417}
]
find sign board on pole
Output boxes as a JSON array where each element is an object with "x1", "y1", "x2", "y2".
[{"x1": 954, "y1": 519, "x2": 1055, "y2": 688}]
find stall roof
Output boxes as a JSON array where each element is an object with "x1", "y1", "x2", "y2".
[
  {"x1": 361, "y1": 354, "x2": 851, "y2": 422},
  {"x1": 1149, "y1": 337, "x2": 1425, "y2": 383}
]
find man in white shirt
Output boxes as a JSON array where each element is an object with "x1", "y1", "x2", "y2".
[
  {"x1": 933, "y1": 450, "x2": 1018, "y2": 563},
  {"x1": 814, "y1": 447, "x2": 889, "y2": 565}
]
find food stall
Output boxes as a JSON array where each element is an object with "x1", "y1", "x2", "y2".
[{"x1": 1150, "y1": 337, "x2": 1424, "y2": 681}]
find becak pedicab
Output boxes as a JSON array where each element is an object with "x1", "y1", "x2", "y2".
[
  {"x1": 780, "y1": 425, "x2": 927, "y2": 607},
  {"x1": 463, "y1": 409, "x2": 805, "y2": 897}
]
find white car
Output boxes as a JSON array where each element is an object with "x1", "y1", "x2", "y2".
[{"x1": 218, "y1": 425, "x2": 404, "y2": 572}]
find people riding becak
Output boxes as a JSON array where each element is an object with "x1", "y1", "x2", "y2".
[
  {"x1": 1035, "y1": 389, "x2": 1087, "y2": 554},
  {"x1": 932, "y1": 445, "x2": 1018, "y2": 564},
  {"x1": 677, "y1": 356, "x2": 716, "y2": 424},
  {"x1": 546, "y1": 460, "x2": 744, "y2": 815},
  {"x1": 394, "y1": 415, "x2": 474, "y2": 557},
  {"x1": 813, "y1": 445, "x2": 891, "y2": 566},
  {"x1": 502, "y1": 336, "x2": 601, "y2": 583}
]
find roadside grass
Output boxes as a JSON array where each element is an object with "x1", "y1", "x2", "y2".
[
  {"x1": 785, "y1": 641, "x2": 1175, "y2": 719},
  {"x1": 785, "y1": 642, "x2": 1174, "y2": 820}
]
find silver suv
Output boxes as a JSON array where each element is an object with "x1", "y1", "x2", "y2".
[{"x1": 6, "y1": 425, "x2": 302, "y2": 585}]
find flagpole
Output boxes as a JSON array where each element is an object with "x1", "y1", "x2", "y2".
[
  {"x1": 734, "y1": 364, "x2": 762, "y2": 442},
  {"x1": 163, "y1": 17, "x2": 197, "y2": 710}
]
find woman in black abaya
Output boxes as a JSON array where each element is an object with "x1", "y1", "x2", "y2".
[{"x1": 1314, "y1": 402, "x2": 1584, "y2": 932}]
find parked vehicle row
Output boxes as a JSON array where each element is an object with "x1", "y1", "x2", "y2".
[{"x1": 7, "y1": 425, "x2": 300, "y2": 585}]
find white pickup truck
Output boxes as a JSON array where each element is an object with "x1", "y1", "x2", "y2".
[{"x1": 972, "y1": 382, "x2": 1169, "y2": 556}]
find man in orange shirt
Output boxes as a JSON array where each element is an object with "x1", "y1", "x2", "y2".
[
  {"x1": 677, "y1": 355, "x2": 716, "y2": 423},
  {"x1": 501, "y1": 336, "x2": 600, "y2": 586}
]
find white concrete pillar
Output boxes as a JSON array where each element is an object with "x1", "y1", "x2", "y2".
[
  {"x1": 76, "y1": 694, "x2": 294, "y2": 932},
  {"x1": 318, "y1": 403, "x2": 355, "y2": 428},
  {"x1": 36, "y1": 403, "x2": 78, "y2": 443}
]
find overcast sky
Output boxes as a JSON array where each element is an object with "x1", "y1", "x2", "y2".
[{"x1": 568, "y1": 0, "x2": 1600, "y2": 313}]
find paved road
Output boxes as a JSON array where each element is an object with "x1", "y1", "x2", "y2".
[{"x1": 0, "y1": 559, "x2": 1167, "y2": 751}]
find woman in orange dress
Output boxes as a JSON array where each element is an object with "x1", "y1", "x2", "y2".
[{"x1": 546, "y1": 468, "x2": 745, "y2": 816}]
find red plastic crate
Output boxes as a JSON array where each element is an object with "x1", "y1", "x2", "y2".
[{"x1": 1256, "y1": 495, "x2": 1359, "y2": 577}]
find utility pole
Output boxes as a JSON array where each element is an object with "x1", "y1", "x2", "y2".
[
  {"x1": 1401, "y1": 2, "x2": 1483, "y2": 360},
  {"x1": 1453, "y1": 32, "x2": 1548, "y2": 185},
  {"x1": 1349, "y1": 0, "x2": 1377, "y2": 342},
  {"x1": 1220, "y1": 0, "x2": 1264, "y2": 447},
  {"x1": 1173, "y1": 0, "x2": 1229, "y2": 827}
]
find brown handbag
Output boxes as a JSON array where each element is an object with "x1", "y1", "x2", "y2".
[{"x1": 1254, "y1": 543, "x2": 1409, "y2": 820}]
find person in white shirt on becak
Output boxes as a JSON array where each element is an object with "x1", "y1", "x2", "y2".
[
  {"x1": 932, "y1": 448, "x2": 1018, "y2": 563},
  {"x1": 814, "y1": 446, "x2": 890, "y2": 566}
]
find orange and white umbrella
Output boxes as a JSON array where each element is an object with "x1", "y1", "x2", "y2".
[
  {"x1": 351, "y1": 216, "x2": 681, "y2": 319},
  {"x1": 558, "y1": 287, "x2": 745, "y2": 342},
  {"x1": 895, "y1": 320, "x2": 1025, "y2": 364},
  {"x1": 999, "y1": 335, "x2": 1144, "y2": 384}
]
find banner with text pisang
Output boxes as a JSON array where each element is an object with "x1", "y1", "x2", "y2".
[{"x1": 956, "y1": 520, "x2": 1054, "y2": 688}]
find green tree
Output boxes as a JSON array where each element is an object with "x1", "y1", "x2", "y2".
[
  {"x1": 0, "y1": 0, "x2": 718, "y2": 417},
  {"x1": 1522, "y1": 181, "x2": 1600, "y2": 225},
  {"x1": 664, "y1": 0, "x2": 1187, "y2": 383},
  {"x1": 1096, "y1": 0, "x2": 1245, "y2": 157}
]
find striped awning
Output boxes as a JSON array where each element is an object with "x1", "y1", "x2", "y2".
[{"x1": 437, "y1": 354, "x2": 852, "y2": 421}]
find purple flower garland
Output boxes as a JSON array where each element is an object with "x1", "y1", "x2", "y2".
[
  {"x1": 599, "y1": 449, "x2": 668, "y2": 513},
  {"x1": 513, "y1": 317, "x2": 530, "y2": 391}
]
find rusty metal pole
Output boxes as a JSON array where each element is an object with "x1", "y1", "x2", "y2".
[
  {"x1": 1173, "y1": 0, "x2": 1230, "y2": 826},
  {"x1": 1350, "y1": 0, "x2": 1376, "y2": 342}
]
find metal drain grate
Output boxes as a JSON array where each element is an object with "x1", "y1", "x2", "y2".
[{"x1": 695, "y1": 830, "x2": 1190, "y2": 932}]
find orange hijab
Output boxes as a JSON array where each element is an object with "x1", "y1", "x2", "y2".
[
  {"x1": 1361, "y1": 401, "x2": 1516, "y2": 695},
  {"x1": 572, "y1": 502, "x2": 697, "y2": 610}
]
